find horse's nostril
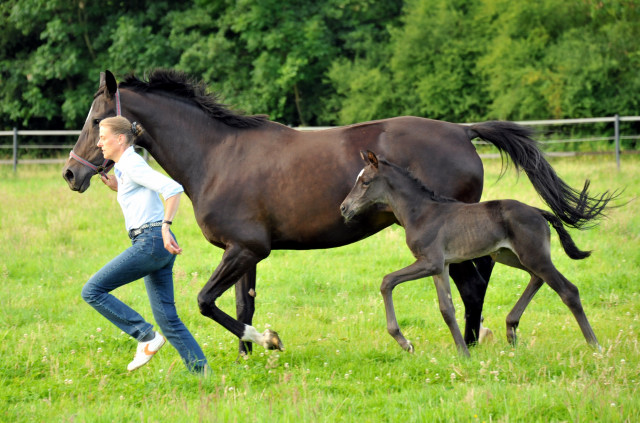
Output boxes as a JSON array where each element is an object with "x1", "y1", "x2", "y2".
[{"x1": 64, "y1": 168, "x2": 74, "y2": 183}]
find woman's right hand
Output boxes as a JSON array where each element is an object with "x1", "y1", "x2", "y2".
[{"x1": 100, "y1": 173, "x2": 118, "y2": 191}]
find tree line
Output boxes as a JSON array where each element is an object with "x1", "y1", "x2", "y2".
[{"x1": 1, "y1": 0, "x2": 639, "y2": 132}]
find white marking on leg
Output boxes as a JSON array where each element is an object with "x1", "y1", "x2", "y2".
[{"x1": 241, "y1": 326, "x2": 264, "y2": 346}]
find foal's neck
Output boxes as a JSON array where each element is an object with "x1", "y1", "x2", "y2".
[{"x1": 383, "y1": 169, "x2": 445, "y2": 226}]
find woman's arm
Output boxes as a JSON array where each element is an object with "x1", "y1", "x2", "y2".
[
  {"x1": 100, "y1": 173, "x2": 118, "y2": 191},
  {"x1": 162, "y1": 193, "x2": 183, "y2": 255}
]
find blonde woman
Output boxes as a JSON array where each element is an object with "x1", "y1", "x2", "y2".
[{"x1": 81, "y1": 116, "x2": 207, "y2": 373}]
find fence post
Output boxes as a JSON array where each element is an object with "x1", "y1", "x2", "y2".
[
  {"x1": 13, "y1": 127, "x2": 18, "y2": 172},
  {"x1": 614, "y1": 114, "x2": 620, "y2": 170}
]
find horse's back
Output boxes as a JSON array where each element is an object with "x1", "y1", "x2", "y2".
[
  {"x1": 307, "y1": 116, "x2": 483, "y2": 201},
  {"x1": 197, "y1": 116, "x2": 485, "y2": 249}
]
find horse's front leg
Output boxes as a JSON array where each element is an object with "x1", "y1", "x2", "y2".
[
  {"x1": 433, "y1": 265, "x2": 470, "y2": 357},
  {"x1": 198, "y1": 243, "x2": 283, "y2": 351},
  {"x1": 380, "y1": 260, "x2": 431, "y2": 353},
  {"x1": 449, "y1": 258, "x2": 492, "y2": 346},
  {"x1": 235, "y1": 266, "x2": 257, "y2": 356}
]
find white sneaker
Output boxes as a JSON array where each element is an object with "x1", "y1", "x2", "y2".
[{"x1": 127, "y1": 332, "x2": 166, "y2": 371}]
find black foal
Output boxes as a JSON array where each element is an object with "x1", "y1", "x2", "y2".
[{"x1": 341, "y1": 151, "x2": 601, "y2": 356}]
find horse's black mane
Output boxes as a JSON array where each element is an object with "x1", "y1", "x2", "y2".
[
  {"x1": 378, "y1": 158, "x2": 459, "y2": 203},
  {"x1": 119, "y1": 69, "x2": 269, "y2": 129}
]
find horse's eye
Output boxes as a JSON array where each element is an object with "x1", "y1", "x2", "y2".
[
  {"x1": 362, "y1": 180, "x2": 370, "y2": 186},
  {"x1": 93, "y1": 118, "x2": 101, "y2": 125}
]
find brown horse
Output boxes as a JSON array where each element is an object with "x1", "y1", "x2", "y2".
[
  {"x1": 62, "y1": 69, "x2": 613, "y2": 354},
  {"x1": 340, "y1": 151, "x2": 609, "y2": 356}
]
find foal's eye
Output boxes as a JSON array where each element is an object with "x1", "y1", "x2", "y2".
[{"x1": 362, "y1": 180, "x2": 370, "y2": 186}]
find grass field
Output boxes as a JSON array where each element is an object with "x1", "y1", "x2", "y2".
[{"x1": 1, "y1": 155, "x2": 638, "y2": 422}]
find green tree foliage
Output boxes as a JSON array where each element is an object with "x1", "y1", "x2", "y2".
[
  {"x1": 1, "y1": 0, "x2": 638, "y2": 131},
  {"x1": 0, "y1": 0, "x2": 188, "y2": 129},
  {"x1": 169, "y1": 0, "x2": 402, "y2": 125},
  {"x1": 476, "y1": 0, "x2": 640, "y2": 120}
]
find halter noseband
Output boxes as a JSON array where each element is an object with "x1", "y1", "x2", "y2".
[{"x1": 69, "y1": 89, "x2": 121, "y2": 178}]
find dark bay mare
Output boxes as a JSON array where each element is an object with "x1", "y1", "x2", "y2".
[
  {"x1": 63, "y1": 69, "x2": 613, "y2": 354},
  {"x1": 340, "y1": 151, "x2": 611, "y2": 356}
]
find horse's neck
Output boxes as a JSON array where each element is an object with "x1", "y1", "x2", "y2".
[{"x1": 123, "y1": 91, "x2": 228, "y2": 198}]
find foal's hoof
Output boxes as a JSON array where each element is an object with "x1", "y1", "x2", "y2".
[
  {"x1": 402, "y1": 341, "x2": 415, "y2": 354},
  {"x1": 262, "y1": 329, "x2": 284, "y2": 351}
]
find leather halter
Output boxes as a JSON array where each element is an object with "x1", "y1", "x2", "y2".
[{"x1": 69, "y1": 89, "x2": 121, "y2": 177}]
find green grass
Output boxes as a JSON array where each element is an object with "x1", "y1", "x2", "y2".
[{"x1": 1, "y1": 155, "x2": 638, "y2": 422}]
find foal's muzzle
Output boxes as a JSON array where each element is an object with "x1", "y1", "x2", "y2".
[{"x1": 340, "y1": 203, "x2": 355, "y2": 222}]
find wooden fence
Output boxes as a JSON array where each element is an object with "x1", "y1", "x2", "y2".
[{"x1": 2, "y1": 116, "x2": 639, "y2": 172}]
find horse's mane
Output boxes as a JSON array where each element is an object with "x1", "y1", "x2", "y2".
[
  {"x1": 378, "y1": 158, "x2": 459, "y2": 203},
  {"x1": 119, "y1": 69, "x2": 269, "y2": 129}
]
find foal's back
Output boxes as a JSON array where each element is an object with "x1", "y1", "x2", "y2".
[{"x1": 409, "y1": 199, "x2": 549, "y2": 264}]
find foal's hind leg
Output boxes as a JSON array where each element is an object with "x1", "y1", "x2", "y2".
[
  {"x1": 505, "y1": 275, "x2": 544, "y2": 345},
  {"x1": 380, "y1": 260, "x2": 431, "y2": 353},
  {"x1": 538, "y1": 268, "x2": 600, "y2": 348}
]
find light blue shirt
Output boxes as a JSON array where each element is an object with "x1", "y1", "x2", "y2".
[{"x1": 114, "y1": 147, "x2": 184, "y2": 231}]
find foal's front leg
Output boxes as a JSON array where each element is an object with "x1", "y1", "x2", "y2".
[
  {"x1": 432, "y1": 265, "x2": 470, "y2": 357},
  {"x1": 380, "y1": 260, "x2": 431, "y2": 352},
  {"x1": 505, "y1": 275, "x2": 544, "y2": 345}
]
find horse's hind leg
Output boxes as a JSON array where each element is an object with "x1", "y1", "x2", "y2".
[
  {"x1": 380, "y1": 260, "x2": 431, "y2": 352},
  {"x1": 505, "y1": 275, "x2": 544, "y2": 345},
  {"x1": 450, "y1": 259, "x2": 491, "y2": 346},
  {"x1": 433, "y1": 266, "x2": 470, "y2": 356}
]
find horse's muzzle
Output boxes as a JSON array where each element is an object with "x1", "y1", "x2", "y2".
[{"x1": 62, "y1": 164, "x2": 91, "y2": 193}]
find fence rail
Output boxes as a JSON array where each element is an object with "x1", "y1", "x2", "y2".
[{"x1": 2, "y1": 116, "x2": 639, "y2": 172}]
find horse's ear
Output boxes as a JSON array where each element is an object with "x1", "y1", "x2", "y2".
[
  {"x1": 359, "y1": 150, "x2": 368, "y2": 163},
  {"x1": 366, "y1": 150, "x2": 379, "y2": 168},
  {"x1": 104, "y1": 70, "x2": 118, "y2": 98},
  {"x1": 99, "y1": 72, "x2": 106, "y2": 88}
]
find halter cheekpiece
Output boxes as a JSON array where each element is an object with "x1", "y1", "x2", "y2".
[{"x1": 69, "y1": 88, "x2": 122, "y2": 177}]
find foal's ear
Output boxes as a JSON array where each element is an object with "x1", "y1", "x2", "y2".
[{"x1": 366, "y1": 150, "x2": 379, "y2": 168}]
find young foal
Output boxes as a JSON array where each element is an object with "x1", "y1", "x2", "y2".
[{"x1": 340, "y1": 151, "x2": 600, "y2": 356}]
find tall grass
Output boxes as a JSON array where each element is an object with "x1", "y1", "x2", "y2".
[{"x1": 1, "y1": 155, "x2": 638, "y2": 422}]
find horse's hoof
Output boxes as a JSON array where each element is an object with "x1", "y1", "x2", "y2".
[
  {"x1": 262, "y1": 329, "x2": 284, "y2": 351},
  {"x1": 479, "y1": 326, "x2": 494, "y2": 344},
  {"x1": 403, "y1": 342, "x2": 415, "y2": 353}
]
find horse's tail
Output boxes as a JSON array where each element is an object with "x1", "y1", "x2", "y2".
[
  {"x1": 468, "y1": 120, "x2": 617, "y2": 230},
  {"x1": 538, "y1": 209, "x2": 591, "y2": 260}
]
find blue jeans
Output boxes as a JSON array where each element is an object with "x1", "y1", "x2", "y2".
[{"x1": 82, "y1": 226, "x2": 207, "y2": 372}]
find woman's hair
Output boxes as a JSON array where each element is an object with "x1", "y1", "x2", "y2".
[{"x1": 99, "y1": 116, "x2": 145, "y2": 145}]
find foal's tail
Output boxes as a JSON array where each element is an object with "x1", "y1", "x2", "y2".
[
  {"x1": 538, "y1": 209, "x2": 591, "y2": 260},
  {"x1": 468, "y1": 121, "x2": 618, "y2": 230}
]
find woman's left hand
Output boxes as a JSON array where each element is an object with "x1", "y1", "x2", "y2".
[{"x1": 162, "y1": 226, "x2": 183, "y2": 255}]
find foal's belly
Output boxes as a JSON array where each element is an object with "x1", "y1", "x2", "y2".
[{"x1": 445, "y1": 239, "x2": 513, "y2": 264}]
